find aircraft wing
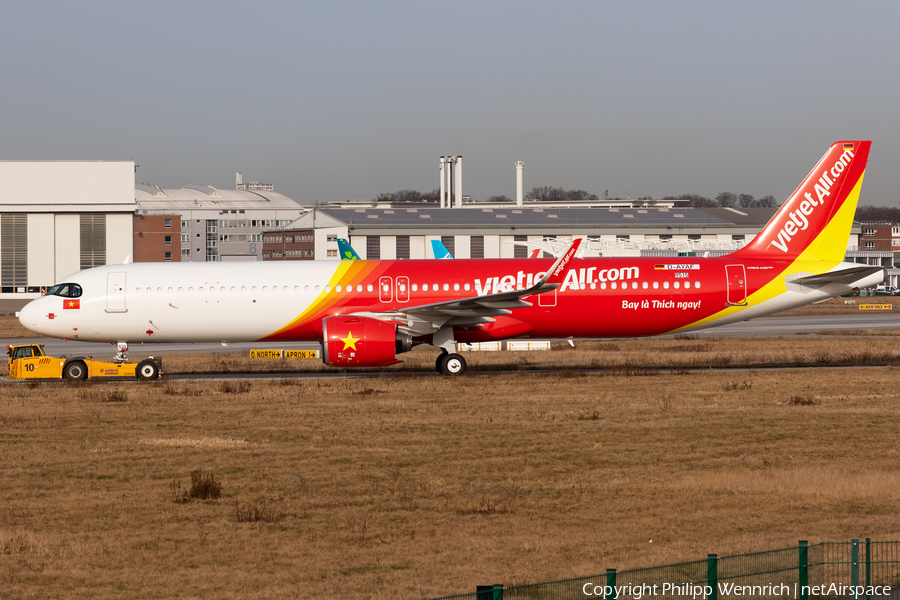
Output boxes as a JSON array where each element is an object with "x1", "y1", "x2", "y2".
[
  {"x1": 352, "y1": 238, "x2": 581, "y2": 335},
  {"x1": 787, "y1": 266, "x2": 885, "y2": 287}
]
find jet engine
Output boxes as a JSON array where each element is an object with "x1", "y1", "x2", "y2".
[{"x1": 321, "y1": 316, "x2": 412, "y2": 367}]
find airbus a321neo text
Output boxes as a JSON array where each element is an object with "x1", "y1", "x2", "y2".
[{"x1": 19, "y1": 141, "x2": 882, "y2": 375}]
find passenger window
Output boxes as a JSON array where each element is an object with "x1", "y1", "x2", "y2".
[
  {"x1": 611, "y1": 282, "x2": 617, "y2": 290},
  {"x1": 336, "y1": 285, "x2": 342, "y2": 292},
  {"x1": 422, "y1": 284, "x2": 428, "y2": 291},
  {"x1": 653, "y1": 281, "x2": 659, "y2": 289},
  {"x1": 443, "y1": 283, "x2": 449, "y2": 291},
  {"x1": 695, "y1": 281, "x2": 701, "y2": 288},
  {"x1": 663, "y1": 282, "x2": 669, "y2": 289},
  {"x1": 168, "y1": 287, "x2": 173, "y2": 293},
  {"x1": 357, "y1": 284, "x2": 362, "y2": 292},
  {"x1": 601, "y1": 282, "x2": 607, "y2": 290},
  {"x1": 464, "y1": 283, "x2": 470, "y2": 291},
  {"x1": 453, "y1": 283, "x2": 459, "y2": 291},
  {"x1": 642, "y1": 282, "x2": 648, "y2": 289},
  {"x1": 412, "y1": 284, "x2": 418, "y2": 291},
  {"x1": 631, "y1": 282, "x2": 638, "y2": 290},
  {"x1": 674, "y1": 281, "x2": 680, "y2": 289},
  {"x1": 367, "y1": 284, "x2": 373, "y2": 292}
]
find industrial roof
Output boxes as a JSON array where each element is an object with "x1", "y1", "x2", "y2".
[
  {"x1": 134, "y1": 186, "x2": 301, "y2": 211},
  {"x1": 303, "y1": 206, "x2": 779, "y2": 230}
]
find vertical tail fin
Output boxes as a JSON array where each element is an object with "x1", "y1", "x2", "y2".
[{"x1": 732, "y1": 141, "x2": 871, "y2": 262}]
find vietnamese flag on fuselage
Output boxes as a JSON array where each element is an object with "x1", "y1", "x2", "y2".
[{"x1": 63, "y1": 299, "x2": 80, "y2": 310}]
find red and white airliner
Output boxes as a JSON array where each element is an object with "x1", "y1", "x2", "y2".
[{"x1": 18, "y1": 141, "x2": 883, "y2": 375}]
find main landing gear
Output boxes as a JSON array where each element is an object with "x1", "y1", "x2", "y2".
[{"x1": 435, "y1": 351, "x2": 467, "y2": 376}]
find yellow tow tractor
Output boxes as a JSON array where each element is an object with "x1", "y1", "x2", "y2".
[{"x1": 7, "y1": 344, "x2": 163, "y2": 381}]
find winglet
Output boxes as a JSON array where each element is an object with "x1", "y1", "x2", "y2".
[{"x1": 539, "y1": 238, "x2": 581, "y2": 286}]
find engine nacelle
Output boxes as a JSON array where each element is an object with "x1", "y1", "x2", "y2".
[{"x1": 321, "y1": 316, "x2": 412, "y2": 367}]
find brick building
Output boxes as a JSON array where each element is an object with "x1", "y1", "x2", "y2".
[{"x1": 133, "y1": 214, "x2": 181, "y2": 262}]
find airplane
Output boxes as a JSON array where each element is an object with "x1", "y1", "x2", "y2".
[
  {"x1": 430, "y1": 239, "x2": 454, "y2": 259},
  {"x1": 337, "y1": 238, "x2": 361, "y2": 260},
  {"x1": 17, "y1": 141, "x2": 883, "y2": 376}
]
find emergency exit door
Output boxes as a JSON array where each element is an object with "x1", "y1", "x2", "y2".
[
  {"x1": 106, "y1": 272, "x2": 127, "y2": 312},
  {"x1": 725, "y1": 264, "x2": 747, "y2": 305}
]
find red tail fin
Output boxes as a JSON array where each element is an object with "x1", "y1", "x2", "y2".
[{"x1": 732, "y1": 141, "x2": 870, "y2": 262}]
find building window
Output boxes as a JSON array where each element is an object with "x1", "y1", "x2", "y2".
[
  {"x1": 0, "y1": 214, "x2": 27, "y2": 287},
  {"x1": 327, "y1": 249, "x2": 337, "y2": 257},
  {"x1": 327, "y1": 234, "x2": 337, "y2": 243},
  {"x1": 181, "y1": 249, "x2": 190, "y2": 258},
  {"x1": 164, "y1": 218, "x2": 172, "y2": 228},
  {"x1": 396, "y1": 235, "x2": 410, "y2": 259},
  {"x1": 441, "y1": 235, "x2": 455, "y2": 257},
  {"x1": 366, "y1": 236, "x2": 380, "y2": 260},
  {"x1": 688, "y1": 234, "x2": 700, "y2": 241},
  {"x1": 865, "y1": 242, "x2": 875, "y2": 250},
  {"x1": 182, "y1": 234, "x2": 190, "y2": 243},
  {"x1": 165, "y1": 235, "x2": 172, "y2": 245},
  {"x1": 80, "y1": 214, "x2": 106, "y2": 270},
  {"x1": 514, "y1": 235, "x2": 528, "y2": 258},
  {"x1": 865, "y1": 228, "x2": 875, "y2": 236},
  {"x1": 470, "y1": 235, "x2": 484, "y2": 259},
  {"x1": 732, "y1": 234, "x2": 745, "y2": 241},
  {"x1": 165, "y1": 252, "x2": 172, "y2": 261},
  {"x1": 181, "y1": 220, "x2": 189, "y2": 229},
  {"x1": 206, "y1": 220, "x2": 218, "y2": 261}
]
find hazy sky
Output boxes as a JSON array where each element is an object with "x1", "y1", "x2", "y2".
[{"x1": 2, "y1": 1, "x2": 899, "y2": 205}]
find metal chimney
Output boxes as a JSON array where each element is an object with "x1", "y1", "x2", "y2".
[
  {"x1": 454, "y1": 156, "x2": 463, "y2": 208},
  {"x1": 515, "y1": 161, "x2": 524, "y2": 207}
]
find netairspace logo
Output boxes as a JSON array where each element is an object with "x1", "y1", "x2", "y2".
[{"x1": 581, "y1": 581, "x2": 891, "y2": 598}]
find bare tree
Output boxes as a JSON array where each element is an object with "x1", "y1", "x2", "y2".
[
  {"x1": 715, "y1": 192, "x2": 738, "y2": 208},
  {"x1": 525, "y1": 186, "x2": 568, "y2": 202},
  {"x1": 757, "y1": 195, "x2": 779, "y2": 208},
  {"x1": 486, "y1": 195, "x2": 512, "y2": 203},
  {"x1": 737, "y1": 193, "x2": 756, "y2": 208}
]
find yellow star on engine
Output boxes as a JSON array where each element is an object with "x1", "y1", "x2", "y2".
[{"x1": 340, "y1": 331, "x2": 360, "y2": 351}]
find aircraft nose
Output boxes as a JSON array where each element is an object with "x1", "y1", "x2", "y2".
[{"x1": 18, "y1": 298, "x2": 50, "y2": 336}]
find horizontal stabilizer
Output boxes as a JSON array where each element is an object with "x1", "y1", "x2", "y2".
[{"x1": 788, "y1": 266, "x2": 885, "y2": 287}]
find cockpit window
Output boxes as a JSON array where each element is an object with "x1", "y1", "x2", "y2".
[{"x1": 46, "y1": 283, "x2": 82, "y2": 298}]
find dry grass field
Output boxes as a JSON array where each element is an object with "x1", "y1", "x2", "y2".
[{"x1": 2, "y1": 360, "x2": 900, "y2": 599}]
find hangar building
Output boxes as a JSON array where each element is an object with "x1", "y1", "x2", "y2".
[{"x1": 0, "y1": 160, "x2": 135, "y2": 294}]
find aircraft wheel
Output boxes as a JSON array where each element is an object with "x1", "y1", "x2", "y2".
[
  {"x1": 63, "y1": 360, "x2": 88, "y2": 381},
  {"x1": 440, "y1": 353, "x2": 467, "y2": 376},
  {"x1": 435, "y1": 352, "x2": 448, "y2": 373},
  {"x1": 136, "y1": 359, "x2": 159, "y2": 381}
]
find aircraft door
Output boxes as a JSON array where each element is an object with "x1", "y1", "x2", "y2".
[
  {"x1": 379, "y1": 276, "x2": 393, "y2": 303},
  {"x1": 725, "y1": 264, "x2": 747, "y2": 305},
  {"x1": 396, "y1": 276, "x2": 410, "y2": 303},
  {"x1": 106, "y1": 272, "x2": 127, "y2": 312}
]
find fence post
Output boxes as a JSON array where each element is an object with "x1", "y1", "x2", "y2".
[
  {"x1": 799, "y1": 541, "x2": 808, "y2": 600},
  {"x1": 606, "y1": 569, "x2": 617, "y2": 600},
  {"x1": 865, "y1": 538, "x2": 871, "y2": 600},
  {"x1": 707, "y1": 554, "x2": 718, "y2": 600},
  {"x1": 851, "y1": 539, "x2": 860, "y2": 598}
]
